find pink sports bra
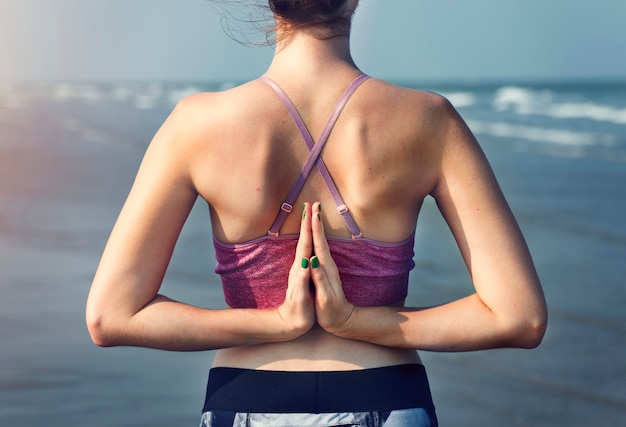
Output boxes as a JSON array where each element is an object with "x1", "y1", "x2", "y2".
[{"x1": 213, "y1": 75, "x2": 415, "y2": 309}]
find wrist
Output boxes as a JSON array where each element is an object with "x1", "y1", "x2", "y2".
[
  {"x1": 326, "y1": 304, "x2": 358, "y2": 338},
  {"x1": 272, "y1": 308, "x2": 313, "y2": 341}
]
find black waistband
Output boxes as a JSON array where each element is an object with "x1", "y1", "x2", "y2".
[{"x1": 202, "y1": 364, "x2": 434, "y2": 414}]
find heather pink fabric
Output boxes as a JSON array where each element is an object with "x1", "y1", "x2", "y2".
[
  {"x1": 213, "y1": 75, "x2": 415, "y2": 309},
  {"x1": 214, "y1": 235, "x2": 415, "y2": 309}
]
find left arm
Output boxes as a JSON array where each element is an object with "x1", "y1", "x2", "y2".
[
  {"x1": 309, "y1": 199, "x2": 546, "y2": 352},
  {"x1": 308, "y1": 99, "x2": 547, "y2": 351}
]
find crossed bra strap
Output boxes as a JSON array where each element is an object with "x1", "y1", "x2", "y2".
[{"x1": 260, "y1": 74, "x2": 370, "y2": 239}]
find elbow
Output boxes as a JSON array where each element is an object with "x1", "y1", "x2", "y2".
[
  {"x1": 504, "y1": 309, "x2": 548, "y2": 349},
  {"x1": 85, "y1": 309, "x2": 121, "y2": 348},
  {"x1": 516, "y1": 315, "x2": 547, "y2": 349}
]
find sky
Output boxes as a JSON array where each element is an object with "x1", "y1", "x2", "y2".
[{"x1": 1, "y1": 0, "x2": 625, "y2": 83}]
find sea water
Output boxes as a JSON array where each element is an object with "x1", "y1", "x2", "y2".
[{"x1": 1, "y1": 79, "x2": 625, "y2": 426}]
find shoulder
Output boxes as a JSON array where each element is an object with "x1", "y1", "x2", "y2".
[
  {"x1": 165, "y1": 89, "x2": 229, "y2": 133},
  {"x1": 385, "y1": 83, "x2": 476, "y2": 156},
  {"x1": 140, "y1": 88, "x2": 237, "y2": 174},
  {"x1": 361, "y1": 79, "x2": 459, "y2": 135},
  {"x1": 154, "y1": 81, "x2": 267, "y2": 151},
  {"x1": 368, "y1": 80, "x2": 471, "y2": 159},
  {"x1": 155, "y1": 91, "x2": 218, "y2": 144},
  {"x1": 399, "y1": 85, "x2": 461, "y2": 135},
  {"x1": 167, "y1": 81, "x2": 266, "y2": 128},
  {"x1": 364, "y1": 79, "x2": 451, "y2": 110},
  {"x1": 366, "y1": 79, "x2": 483, "y2": 189}
]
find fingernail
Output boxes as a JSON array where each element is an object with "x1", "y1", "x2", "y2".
[
  {"x1": 302, "y1": 203, "x2": 306, "y2": 218},
  {"x1": 301, "y1": 257, "x2": 309, "y2": 268},
  {"x1": 317, "y1": 203, "x2": 321, "y2": 220},
  {"x1": 311, "y1": 256, "x2": 320, "y2": 269}
]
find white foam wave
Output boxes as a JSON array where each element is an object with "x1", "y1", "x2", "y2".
[
  {"x1": 494, "y1": 86, "x2": 626, "y2": 125},
  {"x1": 168, "y1": 86, "x2": 202, "y2": 105},
  {"x1": 493, "y1": 86, "x2": 547, "y2": 114},
  {"x1": 60, "y1": 117, "x2": 109, "y2": 143},
  {"x1": 132, "y1": 83, "x2": 164, "y2": 110},
  {"x1": 110, "y1": 85, "x2": 133, "y2": 102},
  {"x1": 53, "y1": 83, "x2": 106, "y2": 103},
  {"x1": 440, "y1": 92, "x2": 477, "y2": 108},
  {"x1": 28, "y1": 82, "x2": 168, "y2": 109},
  {"x1": 546, "y1": 102, "x2": 626, "y2": 124},
  {"x1": 20, "y1": 82, "x2": 207, "y2": 109},
  {"x1": 466, "y1": 119, "x2": 599, "y2": 147}
]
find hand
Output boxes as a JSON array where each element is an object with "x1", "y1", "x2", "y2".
[
  {"x1": 275, "y1": 202, "x2": 316, "y2": 339},
  {"x1": 309, "y1": 202, "x2": 356, "y2": 335}
]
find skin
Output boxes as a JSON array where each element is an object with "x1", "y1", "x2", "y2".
[{"x1": 86, "y1": 3, "x2": 547, "y2": 371}]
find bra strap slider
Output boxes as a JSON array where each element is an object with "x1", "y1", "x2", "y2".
[{"x1": 337, "y1": 204, "x2": 349, "y2": 215}]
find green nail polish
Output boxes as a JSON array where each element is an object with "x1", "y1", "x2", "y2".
[
  {"x1": 301, "y1": 258, "x2": 309, "y2": 268},
  {"x1": 311, "y1": 256, "x2": 320, "y2": 269}
]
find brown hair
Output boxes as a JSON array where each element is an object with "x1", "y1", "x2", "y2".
[
  {"x1": 269, "y1": 0, "x2": 352, "y2": 36},
  {"x1": 207, "y1": 1, "x2": 354, "y2": 45}
]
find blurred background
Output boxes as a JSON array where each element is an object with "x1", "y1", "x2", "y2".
[{"x1": 1, "y1": 0, "x2": 625, "y2": 425}]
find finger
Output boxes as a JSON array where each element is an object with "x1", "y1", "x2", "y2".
[
  {"x1": 295, "y1": 202, "x2": 313, "y2": 262},
  {"x1": 309, "y1": 255, "x2": 331, "y2": 299},
  {"x1": 290, "y1": 256, "x2": 312, "y2": 303},
  {"x1": 309, "y1": 255, "x2": 327, "y2": 285},
  {"x1": 310, "y1": 254, "x2": 351, "y2": 333},
  {"x1": 311, "y1": 202, "x2": 331, "y2": 262},
  {"x1": 310, "y1": 203, "x2": 340, "y2": 294},
  {"x1": 310, "y1": 253, "x2": 339, "y2": 294},
  {"x1": 288, "y1": 203, "x2": 313, "y2": 299}
]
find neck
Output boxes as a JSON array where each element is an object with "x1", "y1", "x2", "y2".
[{"x1": 266, "y1": 29, "x2": 359, "y2": 81}]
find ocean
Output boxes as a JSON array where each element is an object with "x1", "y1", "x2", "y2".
[{"x1": 1, "y1": 79, "x2": 625, "y2": 426}]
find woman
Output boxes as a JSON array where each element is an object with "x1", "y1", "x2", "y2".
[{"x1": 86, "y1": 1, "x2": 547, "y2": 425}]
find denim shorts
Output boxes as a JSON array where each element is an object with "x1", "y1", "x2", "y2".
[
  {"x1": 199, "y1": 364, "x2": 437, "y2": 427},
  {"x1": 200, "y1": 408, "x2": 436, "y2": 426}
]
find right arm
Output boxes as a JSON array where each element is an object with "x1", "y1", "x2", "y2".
[{"x1": 85, "y1": 97, "x2": 315, "y2": 351}]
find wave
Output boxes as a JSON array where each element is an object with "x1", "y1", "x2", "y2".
[
  {"x1": 466, "y1": 120, "x2": 600, "y2": 147},
  {"x1": 168, "y1": 86, "x2": 204, "y2": 105},
  {"x1": 439, "y1": 91, "x2": 477, "y2": 108},
  {"x1": 494, "y1": 86, "x2": 626, "y2": 125},
  {"x1": 0, "y1": 82, "x2": 209, "y2": 110},
  {"x1": 466, "y1": 119, "x2": 626, "y2": 161}
]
